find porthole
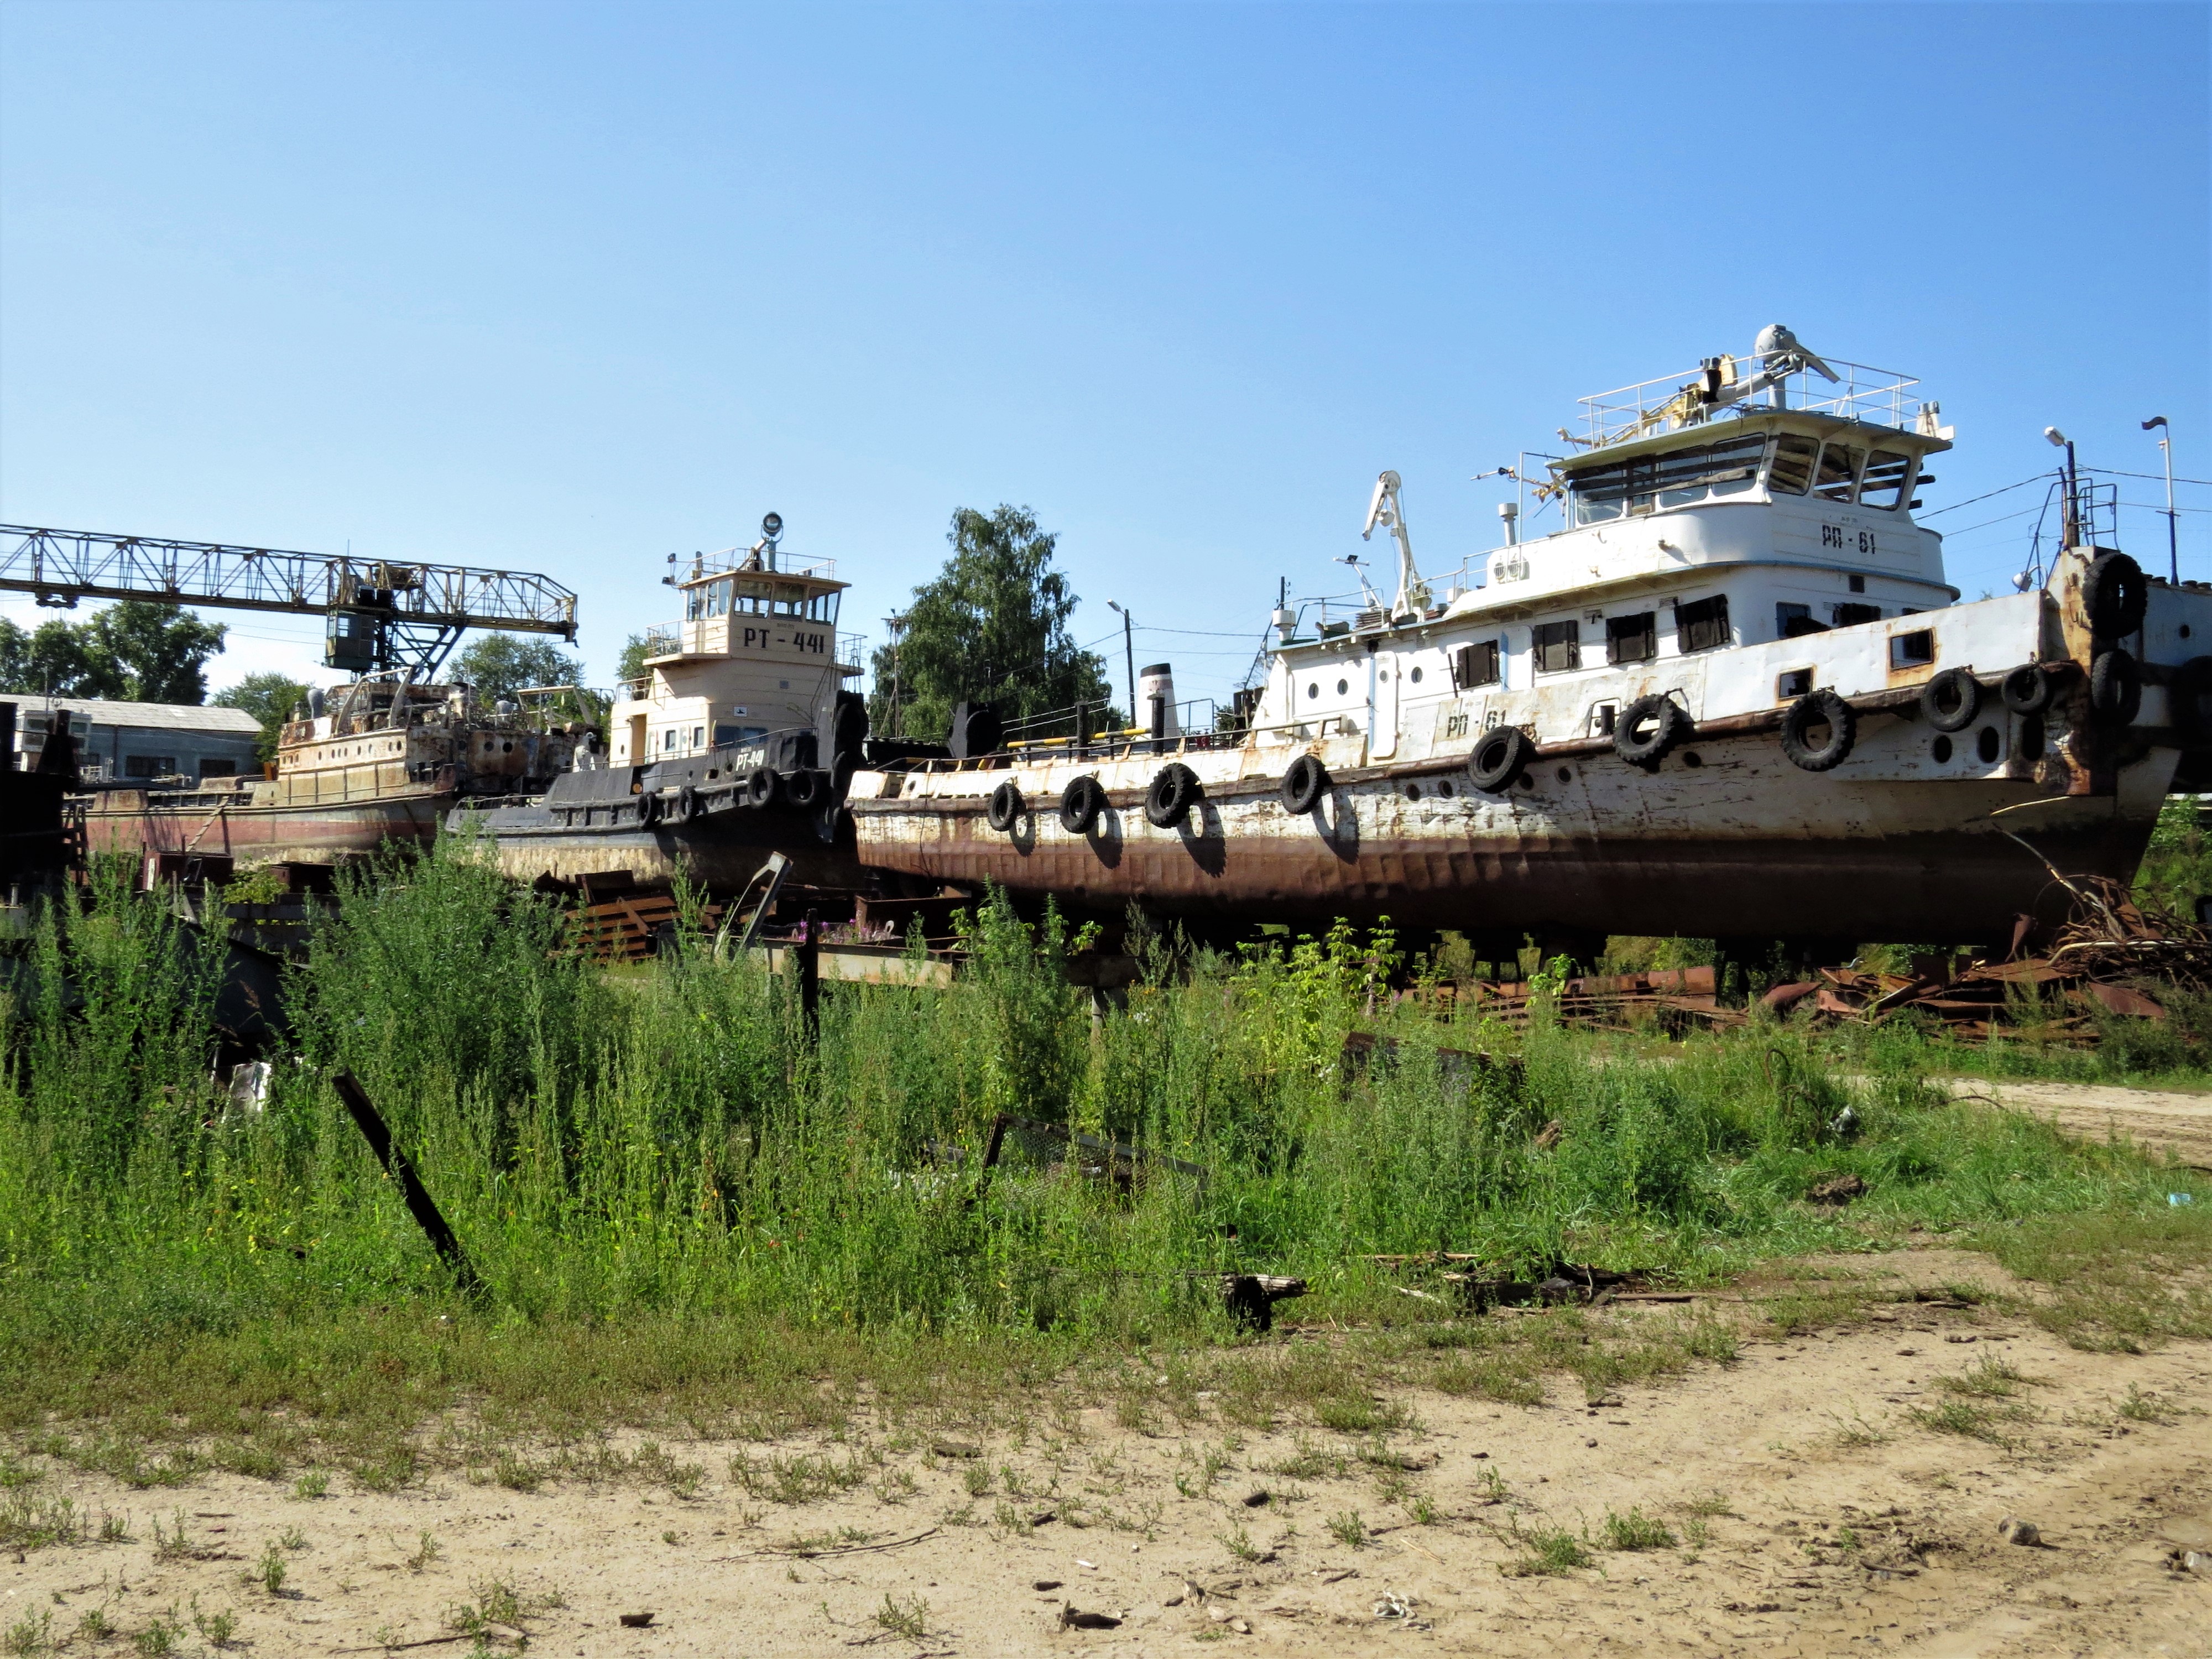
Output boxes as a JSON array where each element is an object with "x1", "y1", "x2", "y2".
[
  {"x1": 1410, "y1": 666, "x2": 1423, "y2": 683},
  {"x1": 1977, "y1": 725, "x2": 2001, "y2": 764},
  {"x1": 1438, "y1": 780, "x2": 1453, "y2": 797},
  {"x1": 2184, "y1": 625, "x2": 2194, "y2": 640},
  {"x1": 1556, "y1": 766, "x2": 1573, "y2": 784},
  {"x1": 1681, "y1": 752, "x2": 1702, "y2": 768},
  {"x1": 1405, "y1": 784, "x2": 1421, "y2": 800},
  {"x1": 1932, "y1": 734, "x2": 1953, "y2": 763},
  {"x1": 1306, "y1": 683, "x2": 1318, "y2": 700},
  {"x1": 1336, "y1": 678, "x2": 1349, "y2": 696}
]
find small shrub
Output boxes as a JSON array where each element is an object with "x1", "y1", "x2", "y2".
[{"x1": 1599, "y1": 1507, "x2": 1675, "y2": 1550}]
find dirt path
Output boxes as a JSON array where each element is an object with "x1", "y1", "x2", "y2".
[
  {"x1": 7, "y1": 1255, "x2": 2207, "y2": 1657},
  {"x1": 1948, "y1": 1077, "x2": 2212, "y2": 1170}
]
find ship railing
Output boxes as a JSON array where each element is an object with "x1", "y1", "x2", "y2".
[
  {"x1": 682, "y1": 547, "x2": 837, "y2": 582},
  {"x1": 1575, "y1": 356, "x2": 1924, "y2": 449},
  {"x1": 837, "y1": 632, "x2": 868, "y2": 672},
  {"x1": 642, "y1": 623, "x2": 680, "y2": 657}
]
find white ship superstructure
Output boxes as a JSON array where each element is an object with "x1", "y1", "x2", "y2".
[{"x1": 845, "y1": 328, "x2": 2211, "y2": 950}]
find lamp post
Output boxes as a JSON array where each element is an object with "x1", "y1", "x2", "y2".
[
  {"x1": 2145, "y1": 416, "x2": 2178, "y2": 583},
  {"x1": 2044, "y1": 426, "x2": 2078, "y2": 547},
  {"x1": 1107, "y1": 601, "x2": 1135, "y2": 737}
]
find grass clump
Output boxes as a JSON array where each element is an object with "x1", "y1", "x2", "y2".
[
  {"x1": 1504, "y1": 1522, "x2": 1592, "y2": 1575},
  {"x1": 1599, "y1": 1506, "x2": 1676, "y2": 1550}
]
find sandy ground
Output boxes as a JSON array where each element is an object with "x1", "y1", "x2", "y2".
[
  {"x1": 7, "y1": 1251, "x2": 2209, "y2": 1657},
  {"x1": 1952, "y1": 1077, "x2": 2212, "y2": 1171}
]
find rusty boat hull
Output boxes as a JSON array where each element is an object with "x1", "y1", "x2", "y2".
[{"x1": 81, "y1": 784, "x2": 448, "y2": 868}]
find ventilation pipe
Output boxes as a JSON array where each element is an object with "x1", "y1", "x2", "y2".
[{"x1": 1140, "y1": 663, "x2": 1181, "y2": 744}]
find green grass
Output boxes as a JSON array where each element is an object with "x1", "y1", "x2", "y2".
[{"x1": 0, "y1": 848, "x2": 2204, "y2": 1472}]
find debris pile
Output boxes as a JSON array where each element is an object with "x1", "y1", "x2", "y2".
[{"x1": 1453, "y1": 965, "x2": 1744, "y2": 1032}]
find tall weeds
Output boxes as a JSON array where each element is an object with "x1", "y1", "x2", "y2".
[{"x1": 0, "y1": 847, "x2": 2195, "y2": 1374}]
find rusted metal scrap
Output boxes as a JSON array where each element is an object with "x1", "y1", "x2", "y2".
[
  {"x1": 1446, "y1": 964, "x2": 1745, "y2": 1032},
  {"x1": 1365, "y1": 1255, "x2": 1651, "y2": 1312}
]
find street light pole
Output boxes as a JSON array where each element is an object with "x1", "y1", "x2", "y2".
[
  {"x1": 1107, "y1": 601, "x2": 1135, "y2": 735},
  {"x1": 2145, "y1": 416, "x2": 2178, "y2": 583},
  {"x1": 2044, "y1": 427, "x2": 2079, "y2": 547}
]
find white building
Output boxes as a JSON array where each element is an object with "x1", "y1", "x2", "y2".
[{"x1": 4, "y1": 696, "x2": 263, "y2": 782}]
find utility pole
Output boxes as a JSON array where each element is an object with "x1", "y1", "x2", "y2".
[
  {"x1": 1107, "y1": 601, "x2": 1135, "y2": 734},
  {"x1": 884, "y1": 612, "x2": 909, "y2": 737},
  {"x1": 2145, "y1": 416, "x2": 2179, "y2": 583}
]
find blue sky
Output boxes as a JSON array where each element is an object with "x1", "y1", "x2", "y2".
[{"x1": 2, "y1": 1, "x2": 2205, "y2": 711}]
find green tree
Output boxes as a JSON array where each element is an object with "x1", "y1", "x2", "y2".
[
  {"x1": 214, "y1": 672, "x2": 313, "y2": 766},
  {"x1": 0, "y1": 602, "x2": 225, "y2": 702},
  {"x1": 617, "y1": 634, "x2": 652, "y2": 685},
  {"x1": 870, "y1": 505, "x2": 1114, "y2": 742},
  {"x1": 455, "y1": 635, "x2": 584, "y2": 700}
]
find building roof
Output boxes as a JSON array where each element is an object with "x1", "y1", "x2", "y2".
[{"x1": 7, "y1": 695, "x2": 263, "y2": 736}]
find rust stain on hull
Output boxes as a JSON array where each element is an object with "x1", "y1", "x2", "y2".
[{"x1": 83, "y1": 793, "x2": 445, "y2": 866}]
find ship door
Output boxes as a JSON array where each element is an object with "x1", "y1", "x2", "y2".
[
  {"x1": 626, "y1": 713, "x2": 647, "y2": 764},
  {"x1": 1370, "y1": 649, "x2": 1399, "y2": 760}
]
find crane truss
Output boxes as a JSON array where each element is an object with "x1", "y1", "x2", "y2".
[{"x1": 0, "y1": 524, "x2": 578, "y2": 676}]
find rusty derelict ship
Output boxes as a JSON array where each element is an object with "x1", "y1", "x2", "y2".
[
  {"x1": 843, "y1": 327, "x2": 2211, "y2": 950},
  {"x1": 454, "y1": 514, "x2": 869, "y2": 887},
  {"x1": 81, "y1": 677, "x2": 592, "y2": 870}
]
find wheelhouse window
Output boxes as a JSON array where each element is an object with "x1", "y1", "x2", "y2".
[
  {"x1": 1776, "y1": 601, "x2": 1824, "y2": 639},
  {"x1": 1606, "y1": 612, "x2": 1657, "y2": 664},
  {"x1": 1859, "y1": 450, "x2": 1913, "y2": 510},
  {"x1": 1832, "y1": 602, "x2": 1881, "y2": 628},
  {"x1": 1890, "y1": 630, "x2": 1936, "y2": 669},
  {"x1": 1767, "y1": 435, "x2": 1818, "y2": 495},
  {"x1": 1566, "y1": 432, "x2": 1767, "y2": 524},
  {"x1": 1813, "y1": 444, "x2": 1865, "y2": 503},
  {"x1": 1451, "y1": 639, "x2": 1501, "y2": 688},
  {"x1": 1676, "y1": 594, "x2": 1731, "y2": 653},
  {"x1": 1532, "y1": 620, "x2": 1581, "y2": 674}
]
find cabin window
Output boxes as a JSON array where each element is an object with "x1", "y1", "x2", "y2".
[
  {"x1": 691, "y1": 727, "x2": 705, "y2": 749},
  {"x1": 125, "y1": 755, "x2": 177, "y2": 778},
  {"x1": 1813, "y1": 443, "x2": 1865, "y2": 503},
  {"x1": 663, "y1": 729, "x2": 679, "y2": 752},
  {"x1": 1832, "y1": 602, "x2": 1882, "y2": 628},
  {"x1": 1777, "y1": 602, "x2": 1824, "y2": 638},
  {"x1": 1677, "y1": 594, "x2": 1731, "y2": 653},
  {"x1": 686, "y1": 588, "x2": 705, "y2": 621},
  {"x1": 1860, "y1": 450, "x2": 1913, "y2": 510},
  {"x1": 1336, "y1": 678, "x2": 1349, "y2": 695},
  {"x1": 1566, "y1": 432, "x2": 1767, "y2": 524},
  {"x1": 1606, "y1": 612, "x2": 1657, "y2": 664},
  {"x1": 1778, "y1": 668, "x2": 1813, "y2": 700},
  {"x1": 1767, "y1": 434, "x2": 1819, "y2": 495},
  {"x1": 1451, "y1": 640, "x2": 1501, "y2": 689},
  {"x1": 1532, "y1": 620, "x2": 1581, "y2": 674},
  {"x1": 1891, "y1": 630, "x2": 1936, "y2": 669},
  {"x1": 1305, "y1": 682, "x2": 1318, "y2": 699},
  {"x1": 715, "y1": 723, "x2": 766, "y2": 747}
]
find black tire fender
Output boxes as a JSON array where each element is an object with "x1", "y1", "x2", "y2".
[
  {"x1": 1780, "y1": 690, "x2": 1856, "y2": 772},
  {"x1": 1145, "y1": 763, "x2": 1201, "y2": 829},
  {"x1": 1919, "y1": 667, "x2": 1982, "y2": 734},
  {"x1": 746, "y1": 765, "x2": 782, "y2": 809},
  {"x1": 2000, "y1": 663, "x2": 2053, "y2": 716},
  {"x1": 1466, "y1": 725, "x2": 1531, "y2": 792},
  {"x1": 676, "y1": 784, "x2": 702, "y2": 821},
  {"x1": 2083, "y1": 550, "x2": 2148, "y2": 638},
  {"x1": 637, "y1": 790, "x2": 662, "y2": 826},
  {"x1": 1058, "y1": 775, "x2": 1106, "y2": 836},
  {"x1": 785, "y1": 768, "x2": 823, "y2": 809},
  {"x1": 1613, "y1": 694, "x2": 1688, "y2": 766},
  {"x1": 987, "y1": 778, "x2": 1023, "y2": 832},
  {"x1": 2089, "y1": 649, "x2": 2142, "y2": 726},
  {"x1": 1279, "y1": 754, "x2": 1329, "y2": 815}
]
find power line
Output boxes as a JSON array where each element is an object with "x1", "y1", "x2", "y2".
[{"x1": 1915, "y1": 474, "x2": 2049, "y2": 517}]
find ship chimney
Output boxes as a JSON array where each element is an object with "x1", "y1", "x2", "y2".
[
  {"x1": 1139, "y1": 662, "x2": 1181, "y2": 744},
  {"x1": 1498, "y1": 501, "x2": 1520, "y2": 546}
]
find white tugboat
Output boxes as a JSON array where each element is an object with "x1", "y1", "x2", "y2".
[
  {"x1": 456, "y1": 514, "x2": 870, "y2": 888},
  {"x1": 845, "y1": 328, "x2": 2211, "y2": 951}
]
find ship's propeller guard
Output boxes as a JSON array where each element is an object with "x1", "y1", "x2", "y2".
[
  {"x1": 1919, "y1": 668, "x2": 1983, "y2": 734},
  {"x1": 1279, "y1": 754, "x2": 1329, "y2": 815},
  {"x1": 1466, "y1": 726, "x2": 1531, "y2": 793},
  {"x1": 987, "y1": 779, "x2": 1024, "y2": 832},
  {"x1": 1145, "y1": 763, "x2": 1201, "y2": 829},
  {"x1": 1780, "y1": 690, "x2": 1856, "y2": 771},
  {"x1": 1058, "y1": 775, "x2": 1107, "y2": 835},
  {"x1": 1613, "y1": 695, "x2": 1688, "y2": 768}
]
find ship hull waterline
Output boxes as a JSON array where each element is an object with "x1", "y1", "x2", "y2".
[{"x1": 848, "y1": 734, "x2": 2178, "y2": 944}]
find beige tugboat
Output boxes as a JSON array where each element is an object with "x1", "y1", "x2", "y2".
[{"x1": 456, "y1": 514, "x2": 870, "y2": 888}]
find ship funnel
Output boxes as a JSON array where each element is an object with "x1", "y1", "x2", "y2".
[{"x1": 1139, "y1": 662, "x2": 1181, "y2": 742}]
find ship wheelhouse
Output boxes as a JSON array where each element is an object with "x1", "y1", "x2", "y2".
[
  {"x1": 608, "y1": 536, "x2": 863, "y2": 770},
  {"x1": 1252, "y1": 339, "x2": 1959, "y2": 753}
]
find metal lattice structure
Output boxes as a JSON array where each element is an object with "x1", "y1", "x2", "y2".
[{"x1": 0, "y1": 523, "x2": 579, "y2": 676}]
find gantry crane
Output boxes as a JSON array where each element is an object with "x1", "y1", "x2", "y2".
[{"x1": 0, "y1": 523, "x2": 578, "y2": 677}]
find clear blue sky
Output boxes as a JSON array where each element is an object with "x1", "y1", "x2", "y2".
[{"x1": 2, "y1": 1, "x2": 2205, "y2": 712}]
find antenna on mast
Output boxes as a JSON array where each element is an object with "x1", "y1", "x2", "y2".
[{"x1": 1361, "y1": 471, "x2": 1429, "y2": 620}]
